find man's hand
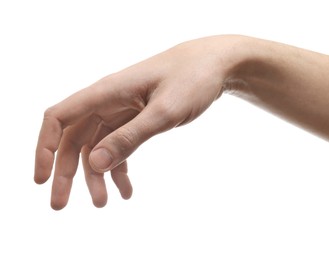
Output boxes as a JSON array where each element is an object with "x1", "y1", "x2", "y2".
[
  {"x1": 34, "y1": 36, "x2": 232, "y2": 210},
  {"x1": 35, "y1": 35, "x2": 329, "y2": 210}
]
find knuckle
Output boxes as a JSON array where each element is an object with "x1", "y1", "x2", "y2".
[
  {"x1": 43, "y1": 106, "x2": 61, "y2": 123},
  {"x1": 43, "y1": 106, "x2": 56, "y2": 118},
  {"x1": 43, "y1": 105, "x2": 64, "y2": 128},
  {"x1": 115, "y1": 128, "x2": 138, "y2": 153}
]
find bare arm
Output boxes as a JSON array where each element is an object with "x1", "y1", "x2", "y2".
[
  {"x1": 35, "y1": 35, "x2": 329, "y2": 209},
  {"x1": 224, "y1": 36, "x2": 329, "y2": 140}
]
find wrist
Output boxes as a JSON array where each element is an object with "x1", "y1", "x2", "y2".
[{"x1": 213, "y1": 35, "x2": 267, "y2": 97}]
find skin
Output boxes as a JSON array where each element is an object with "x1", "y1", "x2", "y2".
[{"x1": 34, "y1": 35, "x2": 329, "y2": 210}]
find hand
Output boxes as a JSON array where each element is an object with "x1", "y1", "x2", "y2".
[
  {"x1": 35, "y1": 34, "x2": 329, "y2": 210},
  {"x1": 34, "y1": 36, "x2": 233, "y2": 210}
]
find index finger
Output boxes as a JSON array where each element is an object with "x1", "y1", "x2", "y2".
[{"x1": 34, "y1": 80, "x2": 111, "y2": 184}]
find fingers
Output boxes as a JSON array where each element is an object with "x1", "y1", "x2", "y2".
[
  {"x1": 50, "y1": 115, "x2": 101, "y2": 210},
  {"x1": 111, "y1": 161, "x2": 133, "y2": 200},
  {"x1": 81, "y1": 145, "x2": 108, "y2": 208},
  {"x1": 34, "y1": 65, "x2": 158, "y2": 184},
  {"x1": 34, "y1": 80, "x2": 113, "y2": 184},
  {"x1": 81, "y1": 121, "x2": 133, "y2": 207},
  {"x1": 34, "y1": 115, "x2": 63, "y2": 184},
  {"x1": 35, "y1": 61, "x2": 172, "y2": 209},
  {"x1": 89, "y1": 99, "x2": 181, "y2": 172}
]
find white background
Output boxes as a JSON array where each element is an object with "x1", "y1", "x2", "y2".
[{"x1": 1, "y1": 0, "x2": 329, "y2": 259}]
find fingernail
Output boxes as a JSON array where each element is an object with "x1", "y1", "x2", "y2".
[{"x1": 90, "y1": 148, "x2": 112, "y2": 171}]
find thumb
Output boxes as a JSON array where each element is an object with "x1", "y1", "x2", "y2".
[{"x1": 89, "y1": 102, "x2": 179, "y2": 172}]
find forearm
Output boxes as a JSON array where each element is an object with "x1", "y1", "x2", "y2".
[{"x1": 223, "y1": 36, "x2": 329, "y2": 140}]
